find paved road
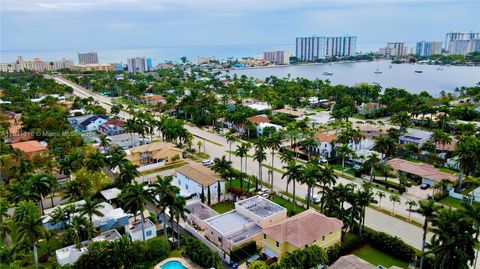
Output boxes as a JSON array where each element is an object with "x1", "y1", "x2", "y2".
[{"x1": 53, "y1": 76, "x2": 431, "y2": 250}]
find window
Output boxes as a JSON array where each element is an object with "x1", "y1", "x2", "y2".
[
  {"x1": 146, "y1": 231, "x2": 152, "y2": 237},
  {"x1": 276, "y1": 241, "x2": 279, "y2": 247},
  {"x1": 178, "y1": 179, "x2": 181, "y2": 184},
  {"x1": 218, "y1": 237, "x2": 222, "y2": 242},
  {"x1": 263, "y1": 234, "x2": 266, "y2": 239},
  {"x1": 322, "y1": 236, "x2": 325, "y2": 241},
  {"x1": 186, "y1": 185, "x2": 189, "y2": 190}
]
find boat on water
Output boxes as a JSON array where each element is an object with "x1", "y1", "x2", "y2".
[
  {"x1": 374, "y1": 68, "x2": 382, "y2": 74},
  {"x1": 437, "y1": 67, "x2": 444, "y2": 70},
  {"x1": 322, "y1": 72, "x2": 333, "y2": 76},
  {"x1": 414, "y1": 70, "x2": 423, "y2": 73},
  {"x1": 372, "y1": 82, "x2": 380, "y2": 85},
  {"x1": 389, "y1": 65, "x2": 392, "y2": 69}
]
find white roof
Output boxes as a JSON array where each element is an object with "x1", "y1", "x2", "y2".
[{"x1": 100, "y1": 188, "x2": 121, "y2": 201}]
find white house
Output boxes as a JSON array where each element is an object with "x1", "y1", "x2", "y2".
[
  {"x1": 312, "y1": 133, "x2": 338, "y2": 159},
  {"x1": 56, "y1": 229, "x2": 121, "y2": 266},
  {"x1": 125, "y1": 218, "x2": 157, "y2": 242},
  {"x1": 107, "y1": 133, "x2": 150, "y2": 149},
  {"x1": 174, "y1": 163, "x2": 225, "y2": 204},
  {"x1": 256, "y1": 122, "x2": 283, "y2": 136},
  {"x1": 68, "y1": 115, "x2": 108, "y2": 132}
]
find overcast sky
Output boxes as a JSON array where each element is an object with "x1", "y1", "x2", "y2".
[{"x1": 1, "y1": 0, "x2": 479, "y2": 51}]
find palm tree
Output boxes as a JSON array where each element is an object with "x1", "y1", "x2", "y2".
[
  {"x1": 280, "y1": 149, "x2": 295, "y2": 192},
  {"x1": 235, "y1": 143, "x2": 249, "y2": 189},
  {"x1": 27, "y1": 174, "x2": 52, "y2": 215},
  {"x1": 390, "y1": 112, "x2": 411, "y2": 133},
  {"x1": 15, "y1": 206, "x2": 44, "y2": 269},
  {"x1": 78, "y1": 197, "x2": 105, "y2": 226},
  {"x1": 376, "y1": 191, "x2": 385, "y2": 209},
  {"x1": 335, "y1": 144, "x2": 356, "y2": 174},
  {"x1": 301, "y1": 161, "x2": 320, "y2": 209},
  {"x1": 389, "y1": 193, "x2": 400, "y2": 215},
  {"x1": 455, "y1": 135, "x2": 478, "y2": 192},
  {"x1": 226, "y1": 134, "x2": 238, "y2": 161},
  {"x1": 253, "y1": 143, "x2": 267, "y2": 190},
  {"x1": 98, "y1": 135, "x2": 111, "y2": 152},
  {"x1": 212, "y1": 156, "x2": 233, "y2": 200},
  {"x1": 170, "y1": 196, "x2": 190, "y2": 248},
  {"x1": 150, "y1": 176, "x2": 179, "y2": 241},
  {"x1": 115, "y1": 162, "x2": 139, "y2": 188},
  {"x1": 318, "y1": 165, "x2": 337, "y2": 211},
  {"x1": 428, "y1": 208, "x2": 477, "y2": 269},
  {"x1": 267, "y1": 133, "x2": 282, "y2": 191},
  {"x1": 363, "y1": 152, "x2": 381, "y2": 180},
  {"x1": 124, "y1": 118, "x2": 138, "y2": 146},
  {"x1": 405, "y1": 199, "x2": 417, "y2": 221},
  {"x1": 356, "y1": 184, "x2": 376, "y2": 235},
  {"x1": 431, "y1": 129, "x2": 451, "y2": 157},
  {"x1": 67, "y1": 215, "x2": 96, "y2": 247},
  {"x1": 119, "y1": 183, "x2": 155, "y2": 242},
  {"x1": 282, "y1": 161, "x2": 302, "y2": 214},
  {"x1": 373, "y1": 135, "x2": 397, "y2": 160},
  {"x1": 413, "y1": 198, "x2": 441, "y2": 269},
  {"x1": 109, "y1": 152, "x2": 128, "y2": 170},
  {"x1": 464, "y1": 203, "x2": 480, "y2": 268}
]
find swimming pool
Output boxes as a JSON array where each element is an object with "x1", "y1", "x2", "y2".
[{"x1": 160, "y1": 261, "x2": 187, "y2": 269}]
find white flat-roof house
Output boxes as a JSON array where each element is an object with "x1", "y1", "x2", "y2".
[
  {"x1": 399, "y1": 129, "x2": 432, "y2": 147},
  {"x1": 256, "y1": 122, "x2": 283, "y2": 136},
  {"x1": 108, "y1": 133, "x2": 150, "y2": 149},
  {"x1": 125, "y1": 218, "x2": 157, "y2": 242},
  {"x1": 56, "y1": 229, "x2": 121, "y2": 266},
  {"x1": 203, "y1": 196, "x2": 287, "y2": 251},
  {"x1": 174, "y1": 164, "x2": 225, "y2": 204}
]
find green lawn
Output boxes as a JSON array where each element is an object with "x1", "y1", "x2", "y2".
[
  {"x1": 438, "y1": 196, "x2": 478, "y2": 209},
  {"x1": 168, "y1": 247, "x2": 185, "y2": 258},
  {"x1": 227, "y1": 179, "x2": 252, "y2": 191},
  {"x1": 353, "y1": 244, "x2": 409, "y2": 269},
  {"x1": 210, "y1": 201, "x2": 235, "y2": 214},
  {"x1": 270, "y1": 196, "x2": 305, "y2": 215},
  {"x1": 405, "y1": 157, "x2": 421, "y2": 163},
  {"x1": 332, "y1": 164, "x2": 355, "y2": 175},
  {"x1": 438, "y1": 167, "x2": 458, "y2": 174}
]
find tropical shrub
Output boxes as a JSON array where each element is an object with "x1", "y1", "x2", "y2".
[
  {"x1": 184, "y1": 237, "x2": 223, "y2": 269},
  {"x1": 364, "y1": 230, "x2": 416, "y2": 262},
  {"x1": 278, "y1": 245, "x2": 328, "y2": 268},
  {"x1": 230, "y1": 240, "x2": 257, "y2": 262}
]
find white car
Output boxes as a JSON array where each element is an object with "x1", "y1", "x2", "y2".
[
  {"x1": 306, "y1": 194, "x2": 321, "y2": 204},
  {"x1": 202, "y1": 160, "x2": 214, "y2": 166}
]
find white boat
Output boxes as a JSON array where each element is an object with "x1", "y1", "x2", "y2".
[
  {"x1": 322, "y1": 72, "x2": 333, "y2": 76},
  {"x1": 437, "y1": 67, "x2": 444, "y2": 70},
  {"x1": 374, "y1": 68, "x2": 382, "y2": 74},
  {"x1": 414, "y1": 70, "x2": 423, "y2": 73}
]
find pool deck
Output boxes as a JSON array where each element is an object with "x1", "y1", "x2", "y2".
[{"x1": 154, "y1": 257, "x2": 197, "y2": 269}]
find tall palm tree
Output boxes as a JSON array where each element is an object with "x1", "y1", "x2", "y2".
[
  {"x1": 109, "y1": 152, "x2": 128, "y2": 170},
  {"x1": 455, "y1": 135, "x2": 478, "y2": 192},
  {"x1": 376, "y1": 191, "x2": 385, "y2": 209},
  {"x1": 253, "y1": 144, "x2": 267, "y2": 190},
  {"x1": 301, "y1": 161, "x2": 321, "y2": 209},
  {"x1": 464, "y1": 203, "x2": 480, "y2": 268},
  {"x1": 389, "y1": 193, "x2": 400, "y2": 215},
  {"x1": 27, "y1": 174, "x2": 52, "y2": 215},
  {"x1": 405, "y1": 199, "x2": 417, "y2": 221},
  {"x1": 119, "y1": 183, "x2": 155, "y2": 242},
  {"x1": 98, "y1": 135, "x2": 111, "y2": 152},
  {"x1": 235, "y1": 143, "x2": 249, "y2": 189},
  {"x1": 212, "y1": 155, "x2": 233, "y2": 200},
  {"x1": 431, "y1": 129, "x2": 452, "y2": 157},
  {"x1": 124, "y1": 118, "x2": 138, "y2": 146},
  {"x1": 335, "y1": 144, "x2": 356, "y2": 174},
  {"x1": 267, "y1": 132, "x2": 282, "y2": 179},
  {"x1": 16, "y1": 209, "x2": 44, "y2": 269},
  {"x1": 282, "y1": 161, "x2": 302, "y2": 214},
  {"x1": 280, "y1": 149, "x2": 295, "y2": 192},
  {"x1": 78, "y1": 196, "x2": 105, "y2": 226},
  {"x1": 170, "y1": 196, "x2": 190, "y2": 248},
  {"x1": 356, "y1": 184, "x2": 376, "y2": 235},
  {"x1": 150, "y1": 176, "x2": 179, "y2": 241},
  {"x1": 86, "y1": 151, "x2": 107, "y2": 171},
  {"x1": 318, "y1": 164, "x2": 337, "y2": 211},
  {"x1": 373, "y1": 135, "x2": 397, "y2": 160},
  {"x1": 390, "y1": 112, "x2": 411, "y2": 133},
  {"x1": 115, "y1": 162, "x2": 139, "y2": 188},
  {"x1": 226, "y1": 133, "x2": 238, "y2": 161},
  {"x1": 363, "y1": 152, "x2": 381, "y2": 180},
  {"x1": 413, "y1": 198, "x2": 441, "y2": 269}
]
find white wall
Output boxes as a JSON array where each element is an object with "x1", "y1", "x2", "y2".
[
  {"x1": 126, "y1": 223, "x2": 157, "y2": 242},
  {"x1": 313, "y1": 141, "x2": 333, "y2": 158},
  {"x1": 175, "y1": 172, "x2": 225, "y2": 204}
]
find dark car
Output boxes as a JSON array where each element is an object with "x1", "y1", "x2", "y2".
[
  {"x1": 420, "y1": 183, "x2": 430, "y2": 190},
  {"x1": 405, "y1": 182, "x2": 412, "y2": 187}
]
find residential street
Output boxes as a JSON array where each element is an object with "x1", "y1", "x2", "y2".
[{"x1": 53, "y1": 75, "x2": 432, "y2": 250}]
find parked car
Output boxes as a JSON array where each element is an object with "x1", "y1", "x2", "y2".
[
  {"x1": 405, "y1": 181, "x2": 412, "y2": 187},
  {"x1": 305, "y1": 194, "x2": 321, "y2": 204},
  {"x1": 420, "y1": 183, "x2": 430, "y2": 190},
  {"x1": 182, "y1": 151, "x2": 188, "y2": 158},
  {"x1": 202, "y1": 160, "x2": 214, "y2": 166}
]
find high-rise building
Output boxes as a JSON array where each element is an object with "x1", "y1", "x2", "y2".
[
  {"x1": 127, "y1": 57, "x2": 146, "y2": 74},
  {"x1": 77, "y1": 51, "x2": 99, "y2": 65},
  {"x1": 444, "y1": 32, "x2": 480, "y2": 53},
  {"x1": 0, "y1": 56, "x2": 74, "y2": 72},
  {"x1": 415, "y1": 41, "x2": 443, "y2": 57},
  {"x1": 146, "y1": 58, "x2": 153, "y2": 71},
  {"x1": 388, "y1": 42, "x2": 405, "y2": 57},
  {"x1": 263, "y1": 51, "x2": 290, "y2": 65},
  {"x1": 449, "y1": 39, "x2": 480, "y2": 55},
  {"x1": 295, "y1": 35, "x2": 356, "y2": 62}
]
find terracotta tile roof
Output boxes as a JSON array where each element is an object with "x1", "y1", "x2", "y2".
[
  {"x1": 314, "y1": 133, "x2": 337, "y2": 143},
  {"x1": 273, "y1": 109, "x2": 304, "y2": 117},
  {"x1": 104, "y1": 119, "x2": 124, "y2": 127},
  {"x1": 330, "y1": 255, "x2": 375, "y2": 269},
  {"x1": 141, "y1": 95, "x2": 164, "y2": 101},
  {"x1": 247, "y1": 115, "x2": 269, "y2": 125},
  {"x1": 11, "y1": 140, "x2": 47, "y2": 153},
  {"x1": 126, "y1": 142, "x2": 182, "y2": 162},
  {"x1": 262, "y1": 209, "x2": 343, "y2": 248},
  {"x1": 176, "y1": 163, "x2": 223, "y2": 187},
  {"x1": 388, "y1": 158, "x2": 457, "y2": 183}
]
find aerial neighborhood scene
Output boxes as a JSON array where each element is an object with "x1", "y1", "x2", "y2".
[{"x1": 1, "y1": 0, "x2": 480, "y2": 269}]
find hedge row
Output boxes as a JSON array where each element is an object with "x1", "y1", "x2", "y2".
[
  {"x1": 364, "y1": 230, "x2": 416, "y2": 262},
  {"x1": 230, "y1": 240, "x2": 257, "y2": 262},
  {"x1": 184, "y1": 237, "x2": 223, "y2": 269}
]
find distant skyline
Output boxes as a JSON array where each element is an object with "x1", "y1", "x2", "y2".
[{"x1": 1, "y1": 0, "x2": 479, "y2": 58}]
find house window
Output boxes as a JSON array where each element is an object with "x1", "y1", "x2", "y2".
[
  {"x1": 186, "y1": 185, "x2": 189, "y2": 190},
  {"x1": 322, "y1": 236, "x2": 325, "y2": 241},
  {"x1": 263, "y1": 234, "x2": 266, "y2": 239},
  {"x1": 178, "y1": 179, "x2": 181, "y2": 184},
  {"x1": 276, "y1": 241, "x2": 279, "y2": 247},
  {"x1": 146, "y1": 231, "x2": 152, "y2": 237},
  {"x1": 218, "y1": 237, "x2": 222, "y2": 242}
]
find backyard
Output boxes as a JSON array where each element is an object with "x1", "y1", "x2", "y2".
[
  {"x1": 352, "y1": 244, "x2": 409, "y2": 269},
  {"x1": 270, "y1": 195, "x2": 306, "y2": 215},
  {"x1": 210, "y1": 201, "x2": 235, "y2": 214}
]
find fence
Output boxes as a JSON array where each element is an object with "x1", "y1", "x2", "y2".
[{"x1": 183, "y1": 223, "x2": 231, "y2": 264}]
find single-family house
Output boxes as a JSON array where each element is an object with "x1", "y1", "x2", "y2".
[
  {"x1": 68, "y1": 115, "x2": 108, "y2": 132},
  {"x1": 108, "y1": 133, "x2": 149, "y2": 149},
  {"x1": 357, "y1": 125, "x2": 384, "y2": 139},
  {"x1": 398, "y1": 129, "x2": 432, "y2": 147},
  {"x1": 98, "y1": 119, "x2": 125, "y2": 136},
  {"x1": 125, "y1": 142, "x2": 182, "y2": 166},
  {"x1": 43, "y1": 200, "x2": 130, "y2": 231},
  {"x1": 125, "y1": 218, "x2": 157, "y2": 242},
  {"x1": 262, "y1": 209, "x2": 342, "y2": 260},
  {"x1": 11, "y1": 140, "x2": 47, "y2": 159},
  {"x1": 357, "y1": 102, "x2": 384, "y2": 115},
  {"x1": 140, "y1": 95, "x2": 165, "y2": 106},
  {"x1": 312, "y1": 133, "x2": 337, "y2": 159},
  {"x1": 247, "y1": 115, "x2": 270, "y2": 125},
  {"x1": 388, "y1": 158, "x2": 457, "y2": 186},
  {"x1": 3, "y1": 124, "x2": 32, "y2": 144},
  {"x1": 100, "y1": 187, "x2": 122, "y2": 205},
  {"x1": 56, "y1": 229, "x2": 122, "y2": 266},
  {"x1": 272, "y1": 109, "x2": 304, "y2": 118},
  {"x1": 203, "y1": 196, "x2": 287, "y2": 251},
  {"x1": 174, "y1": 163, "x2": 225, "y2": 204}
]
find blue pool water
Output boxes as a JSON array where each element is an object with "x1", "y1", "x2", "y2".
[{"x1": 160, "y1": 261, "x2": 187, "y2": 269}]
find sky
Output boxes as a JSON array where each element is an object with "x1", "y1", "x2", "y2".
[{"x1": 1, "y1": 0, "x2": 479, "y2": 53}]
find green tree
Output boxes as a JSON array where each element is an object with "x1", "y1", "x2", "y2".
[
  {"x1": 78, "y1": 196, "x2": 105, "y2": 226},
  {"x1": 151, "y1": 176, "x2": 179, "y2": 241},
  {"x1": 390, "y1": 112, "x2": 411, "y2": 133},
  {"x1": 282, "y1": 161, "x2": 302, "y2": 214},
  {"x1": 455, "y1": 135, "x2": 479, "y2": 191},
  {"x1": 15, "y1": 208, "x2": 44, "y2": 269},
  {"x1": 389, "y1": 193, "x2": 400, "y2": 215},
  {"x1": 413, "y1": 198, "x2": 441, "y2": 269}
]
